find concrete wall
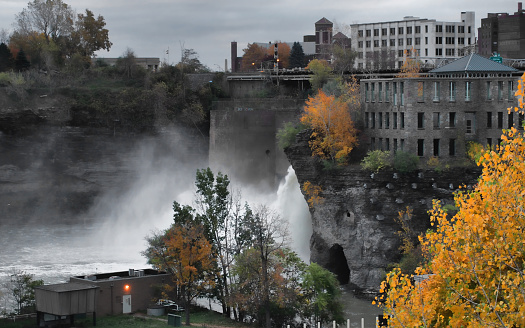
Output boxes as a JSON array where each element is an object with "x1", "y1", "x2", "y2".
[{"x1": 210, "y1": 98, "x2": 304, "y2": 191}]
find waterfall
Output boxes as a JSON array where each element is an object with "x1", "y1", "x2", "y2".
[{"x1": 274, "y1": 166, "x2": 312, "y2": 262}]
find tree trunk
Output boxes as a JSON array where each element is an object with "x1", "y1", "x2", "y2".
[
  {"x1": 184, "y1": 288, "x2": 190, "y2": 325},
  {"x1": 261, "y1": 255, "x2": 271, "y2": 328}
]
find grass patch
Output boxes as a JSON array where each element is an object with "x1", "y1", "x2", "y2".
[
  {"x1": 0, "y1": 308, "x2": 250, "y2": 328},
  {"x1": 190, "y1": 307, "x2": 247, "y2": 327}
]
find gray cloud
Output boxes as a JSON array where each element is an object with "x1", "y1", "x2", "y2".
[{"x1": 0, "y1": 0, "x2": 517, "y2": 70}]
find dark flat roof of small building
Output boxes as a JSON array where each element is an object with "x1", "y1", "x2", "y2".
[{"x1": 36, "y1": 282, "x2": 98, "y2": 293}]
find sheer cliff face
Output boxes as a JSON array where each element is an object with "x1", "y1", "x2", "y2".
[
  {"x1": 285, "y1": 130, "x2": 480, "y2": 294},
  {"x1": 0, "y1": 99, "x2": 207, "y2": 225}
]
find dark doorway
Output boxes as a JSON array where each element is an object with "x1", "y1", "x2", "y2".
[{"x1": 326, "y1": 244, "x2": 350, "y2": 284}]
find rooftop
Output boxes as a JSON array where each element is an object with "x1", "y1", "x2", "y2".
[
  {"x1": 315, "y1": 17, "x2": 332, "y2": 25},
  {"x1": 74, "y1": 269, "x2": 168, "y2": 282},
  {"x1": 430, "y1": 53, "x2": 519, "y2": 73},
  {"x1": 36, "y1": 282, "x2": 98, "y2": 293}
]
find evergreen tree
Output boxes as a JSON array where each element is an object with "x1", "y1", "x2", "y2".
[
  {"x1": 0, "y1": 43, "x2": 14, "y2": 72},
  {"x1": 15, "y1": 49, "x2": 30, "y2": 71},
  {"x1": 289, "y1": 42, "x2": 305, "y2": 68}
]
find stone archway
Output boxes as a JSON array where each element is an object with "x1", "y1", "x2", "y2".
[{"x1": 326, "y1": 244, "x2": 350, "y2": 284}]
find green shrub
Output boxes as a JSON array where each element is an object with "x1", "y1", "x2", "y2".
[
  {"x1": 427, "y1": 156, "x2": 442, "y2": 173},
  {"x1": 361, "y1": 150, "x2": 391, "y2": 172},
  {"x1": 393, "y1": 151, "x2": 419, "y2": 173},
  {"x1": 277, "y1": 122, "x2": 304, "y2": 149},
  {"x1": 0, "y1": 72, "x2": 10, "y2": 86},
  {"x1": 442, "y1": 203, "x2": 458, "y2": 215},
  {"x1": 466, "y1": 141, "x2": 484, "y2": 164},
  {"x1": 322, "y1": 159, "x2": 338, "y2": 171}
]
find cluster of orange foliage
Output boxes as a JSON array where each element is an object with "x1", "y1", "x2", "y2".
[
  {"x1": 396, "y1": 48, "x2": 420, "y2": 78},
  {"x1": 241, "y1": 42, "x2": 290, "y2": 71},
  {"x1": 302, "y1": 181, "x2": 324, "y2": 208},
  {"x1": 267, "y1": 42, "x2": 290, "y2": 69},
  {"x1": 376, "y1": 73, "x2": 525, "y2": 327},
  {"x1": 300, "y1": 86, "x2": 358, "y2": 164},
  {"x1": 160, "y1": 224, "x2": 216, "y2": 324}
]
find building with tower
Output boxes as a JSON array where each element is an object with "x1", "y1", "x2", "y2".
[{"x1": 315, "y1": 17, "x2": 334, "y2": 59}]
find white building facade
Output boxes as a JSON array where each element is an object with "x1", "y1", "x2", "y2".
[{"x1": 351, "y1": 12, "x2": 476, "y2": 70}]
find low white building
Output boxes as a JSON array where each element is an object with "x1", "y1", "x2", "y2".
[{"x1": 95, "y1": 57, "x2": 160, "y2": 71}]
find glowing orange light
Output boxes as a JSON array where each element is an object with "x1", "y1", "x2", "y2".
[{"x1": 124, "y1": 284, "x2": 130, "y2": 291}]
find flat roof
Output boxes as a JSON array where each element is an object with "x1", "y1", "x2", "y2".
[
  {"x1": 36, "y1": 282, "x2": 98, "y2": 293},
  {"x1": 73, "y1": 269, "x2": 168, "y2": 282}
]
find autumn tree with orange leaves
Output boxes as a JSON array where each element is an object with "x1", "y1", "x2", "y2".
[
  {"x1": 396, "y1": 48, "x2": 420, "y2": 78},
  {"x1": 375, "y1": 73, "x2": 525, "y2": 328},
  {"x1": 300, "y1": 78, "x2": 359, "y2": 165},
  {"x1": 241, "y1": 43, "x2": 267, "y2": 71},
  {"x1": 266, "y1": 42, "x2": 290, "y2": 69},
  {"x1": 144, "y1": 224, "x2": 216, "y2": 325}
]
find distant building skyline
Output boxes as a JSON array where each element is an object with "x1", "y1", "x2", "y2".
[
  {"x1": 478, "y1": 2, "x2": 525, "y2": 59},
  {"x1": 351, "y1": 11, "x2": 476, "y2": 70}
]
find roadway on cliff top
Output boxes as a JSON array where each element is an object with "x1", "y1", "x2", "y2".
[{"x1": 227, "y1": 68, "x2": 311, "y2": 81}]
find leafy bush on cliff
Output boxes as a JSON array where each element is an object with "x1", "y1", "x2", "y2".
[
  {"x1": 277, "y1": 122, "x2": 305, "y2": 149},
  {"x1": 466, "y1": 141, "x2": 484, "y2": 164},
  {"x1": 393, "y1": 151, "x2": 419, "y2": 173},
  {"x1": 361, "y1": 150, "x2": 391, "y2": 172}
]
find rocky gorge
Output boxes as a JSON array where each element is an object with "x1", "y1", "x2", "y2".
[
  {"x1": 285, "y1": 130, "x2": 481, "y2": 294},
  {"x1": 0, "y1": 93, "x2": 208, "y2": 224},
  {"x1": 1, "y1": 88, "x2": 483, "y2": 295}
]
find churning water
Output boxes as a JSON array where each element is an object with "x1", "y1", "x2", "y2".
[{"x1": 0, "y1": 166, "x2": 379, "y2": 326}]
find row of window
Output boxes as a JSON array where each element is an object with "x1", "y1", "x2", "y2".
[
  {"x1": 370, "y1": 137, "x2": 458, "y2": 157},
  {"x1": 366, "y1": 111, "x2": 524, "y2": 132},
  {"x1": 416, "y1": 139, "x2": 457, "y2": 157},
  {"x1": 364, "y1": 80, "x2": 515, "y2": 104},
  {"x1": 371, "y1": 137, "x2": 405, "y2": 152},
  {"x1": 357, "y1": 48, "x2": 457, "y2": 59},
  {"x1": 357, "y1": 37, "x2": 471, "y2": 48},
  {"x1": 365, "y1": 112, "x2": 405, "y2": 129},
  {"x1": 364, "y1": 82, "x2": 405, "y2": 105},
  {"x1": 357, "y1": 48, "x2": 472, "y2": 62},
  {"x1": 357, "y1": 25, "x2": 472, "y2": 38}
]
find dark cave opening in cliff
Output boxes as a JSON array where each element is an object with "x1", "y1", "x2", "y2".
[{"x1": 326, "y1": 244, "x2": 350, "y2": 285}]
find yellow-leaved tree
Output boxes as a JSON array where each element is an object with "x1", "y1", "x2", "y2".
[
  {"x1": 267, "y1": 42, "x2": 291, "y2": 69},
  {"x1": 300, "y1": 81, "x2": 359, "y2": 165},
  {"x1": 145, "y1": 224, "x2": 216, "y2": 325},
  {"x1": 376, "y1": 73, "x2": 525, "y2": 328},
  {"x1": 396, "y1": 48, "x2": 420, "y2": 78}
]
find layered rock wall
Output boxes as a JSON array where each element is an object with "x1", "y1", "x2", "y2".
[{"x1": 286, "y1": 130, "x2": 481, "y2": 293}]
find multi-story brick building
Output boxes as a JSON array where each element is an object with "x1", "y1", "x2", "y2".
[
  {"x1": 360, "y1": 53, "x2": 521, "y2": 161},
  {"x1": 351, "y1": 12, "x2": 476, "y2": 71},
  {"x1": 478, "y1": 2, "x2": 525, "y2": 59}
]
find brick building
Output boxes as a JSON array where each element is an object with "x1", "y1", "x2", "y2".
[
  {"x1": 360, "y1": 53, "x2": 521, "y2": 161},
  {"x1": 315, "y1": 17, "x2": 334, "y2": 59},
  {"x1": 478, "y1": 2, "x2": 525, "y2": 59}
]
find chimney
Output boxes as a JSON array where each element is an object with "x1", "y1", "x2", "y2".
[
  {"x1": 231, "y1": 41, "x2": 237, "y2": 73},
  {"x1": 519, "y1": 2, "x2": 523, "y2": 12}
]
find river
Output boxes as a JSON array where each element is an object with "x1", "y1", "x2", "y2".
[{"x1": 0, "y1": 168, "x2": 381, "y2": 327}]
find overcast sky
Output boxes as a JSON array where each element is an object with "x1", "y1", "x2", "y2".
[{"x1": 0, "y1": 0, "x2": 519, "y2": 71}]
